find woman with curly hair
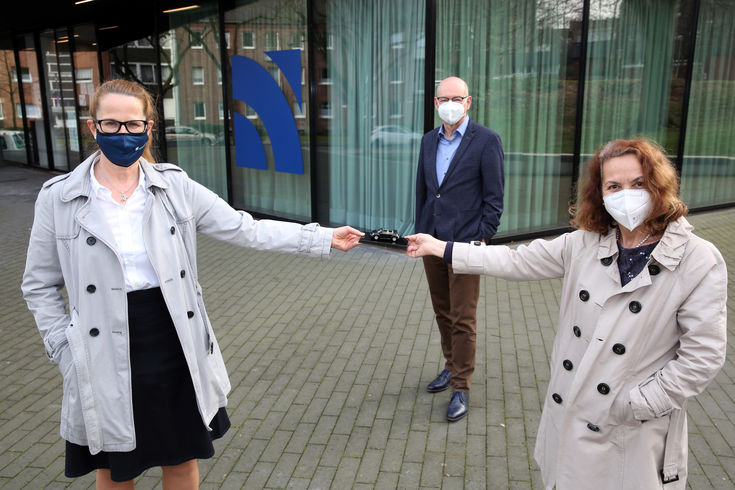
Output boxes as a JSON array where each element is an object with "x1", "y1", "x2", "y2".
[{"x1": 407, "y1": 138, "x2": 727, "y2": 489}]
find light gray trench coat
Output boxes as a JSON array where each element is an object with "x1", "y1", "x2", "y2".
[
  {"x1": 452, "y1": 217, "x2": 727, "y2": 489},
  {"x1": 22, "y1": 152, "x2": 335, "y2": 455}
]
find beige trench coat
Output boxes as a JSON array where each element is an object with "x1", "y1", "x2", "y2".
[{"x1": 453, "y1": 217, "x2": 727, "y2": 489}]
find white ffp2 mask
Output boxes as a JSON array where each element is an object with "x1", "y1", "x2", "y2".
[
  {"x1": 603, "y1": 189, "x2": 652, "y2": 231},
  {"x1": 437, "y1": 101, "x2": 466, "y2": 125}
]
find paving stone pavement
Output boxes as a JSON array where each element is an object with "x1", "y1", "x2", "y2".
[{"x1": 1, "y1": 161, "x2": 734, "y2": 489}]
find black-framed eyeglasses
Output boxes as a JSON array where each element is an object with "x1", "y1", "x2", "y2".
[
  {"x1": 436, "y1": 96, "x2": 469, "y2": 104},
  {"x1": 95, "y1": 119, "x2": 149, "y2": 134}
]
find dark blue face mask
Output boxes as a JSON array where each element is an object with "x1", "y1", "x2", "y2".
[{"x1": 96, "y1": 132, "x2": 149, "y2": 167}]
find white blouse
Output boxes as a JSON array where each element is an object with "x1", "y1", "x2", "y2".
[{"x1": 90, "y1": 161, "x2": 160, "y2": 292}]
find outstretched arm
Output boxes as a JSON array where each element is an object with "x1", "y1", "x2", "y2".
[{"x1": 406, "y1": 233, "x2": 446, "y2": 258}]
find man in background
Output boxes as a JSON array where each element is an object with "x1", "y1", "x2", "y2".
[{"x1": 415, "y1": 76, "x2": 504, "y2": 421}]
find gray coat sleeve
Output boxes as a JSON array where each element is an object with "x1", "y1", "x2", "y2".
[{"x1": 181, "y1": 174, "x2": 334, "y2": 257}]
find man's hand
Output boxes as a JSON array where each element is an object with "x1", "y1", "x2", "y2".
[
  {"x1": 406, "y1": 233, "x2": 446, "y2": 258},
  {"x1": 331, "y1": 226, "x2": 363, "y2": 251}
]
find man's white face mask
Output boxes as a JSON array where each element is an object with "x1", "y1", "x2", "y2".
[
  {"x1": 602, "y1": 189, "x2": 652, "y2": 231},
  {"x1": 437, "y1": 101, "x2": 466, "y2": 125}
]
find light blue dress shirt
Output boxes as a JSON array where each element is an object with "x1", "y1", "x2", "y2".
[{"x1": 436, "y1": 116, "x2": 469, "y2": 186}]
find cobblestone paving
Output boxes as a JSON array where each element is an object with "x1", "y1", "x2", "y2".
[{"x1": 1, "y1": 162, "x2": 734, "y2": 489}]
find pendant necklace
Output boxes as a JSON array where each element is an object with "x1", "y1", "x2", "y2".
[
  {"x1": 100, "y1": 173, "x2": 138, "y2": 202},
  {"x1": 616, "y1": 228, "x2": 651, "y2": 248}
]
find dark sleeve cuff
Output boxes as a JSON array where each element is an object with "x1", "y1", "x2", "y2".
[{"x1": 443, "y1": 241, "x2": 454, "y2": 264}]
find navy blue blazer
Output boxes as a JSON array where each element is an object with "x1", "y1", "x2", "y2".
[{"x1": 415, "y1": 118, "x2": 504, "y2": 243}]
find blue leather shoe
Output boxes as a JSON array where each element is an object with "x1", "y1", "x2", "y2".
[
  {"x1": 426, "y1": 369, "x2": 451, "y2": 393},
  {"x1": 447, "y1": 391, "x2": 469, "y2": 421}
]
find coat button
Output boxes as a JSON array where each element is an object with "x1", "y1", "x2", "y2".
[
  {"x1": 435, "y1": 193, "x2": 440, "y2": 198},
  {"x1": 563, "y1": 359, "x2": 573, "y2": 371},
  {"x1": 573, "y1": 326, "x2": 581, "y2": 337},
  {"x1": 86, "y1": 284, "x2": 96, "y2": 293},
  {"x1": 629, "y1": 301, "x2": 642, "y2": 313},
  {"x1": 597, "y1": 383, "x2": 610, "y2": 395},
  {"x1": 552, "y1": 393, "x2": 562, "y2": 404},
  {"x1": 579, "y1": 290, "x2": 589, "y2": 302},
  {"x1": 600, "y1": 257, "x2": 613, "y2": 266},
  {"x1": 89, "y1": 328, "x2": 99, "y2": 337},
  {"x1": 170, "y1": 226, "x2": 175, "y2": 235},
  {"x1": 648, "y1": 264, "x2": 660, "y2": 275},
  {"x1": 187, "y1": 311, "x2": 194, "y2": 318},
  {"x1": 612, "y1": 343, "x2": 626, "y2": 355},
  {"x1": 86, "y1": 237, "x2": 96, "y2": 245},
  {"x1": 587, "y1": 423, "x2": 600, "y2": 432},
  {"x1": 180, "y1": 270, "x2": 186, "y2": 278}
]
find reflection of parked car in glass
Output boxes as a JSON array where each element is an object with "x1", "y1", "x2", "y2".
[
  {"x1": 370, "y1": 125, "x2": 422, "y2": 146},
  {"x1": 0, "y1": 130, "x2": 26, "y2": 161},
  {"x1": 164, "y1": 126, "x2": 216, "y2": 145}
]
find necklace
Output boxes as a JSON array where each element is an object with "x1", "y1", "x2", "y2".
[
  {"x1": 98, "y1": 172, "x2": 138, "y2": 203},
  {"x1": 616, "y1": 228, "x2": 651, "y2": 248}
]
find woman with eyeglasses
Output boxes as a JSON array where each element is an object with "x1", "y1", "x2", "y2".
[{"x1": 22, "y1": 79, "x2": 362, "y2": 489}]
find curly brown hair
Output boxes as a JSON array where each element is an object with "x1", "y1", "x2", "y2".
[{"x1": 570, "y1": 138, "x2": 687, "y2": 235}]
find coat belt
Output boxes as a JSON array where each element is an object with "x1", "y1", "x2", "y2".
[{"x1": 661, "y1": 407, "x2": 684, "y2": 484}]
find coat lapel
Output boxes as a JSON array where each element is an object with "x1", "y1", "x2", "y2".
[
  {"x1": 425, "y1": 130, "x2": 440, "y2": 191},
  {"x1": 441, "y1": 118, "x2": 475, "y2": 187},
  {"x1": 59, "y1": 152, "x2": 119, "y2": 252}
]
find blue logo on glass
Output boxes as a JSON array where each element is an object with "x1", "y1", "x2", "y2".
[{"x1": 231, "y1": 50, "x2": 304, "y2": 174}]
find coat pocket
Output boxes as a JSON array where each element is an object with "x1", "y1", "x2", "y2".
[
  {"x1": 60, "y1": 312, "x2": 85, "y2": 436},
  {"x1": 609, "y1": 387, "x2": 642, "y2": 427}
]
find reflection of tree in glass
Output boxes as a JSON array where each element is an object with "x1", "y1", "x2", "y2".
[{"x1": 0, "y1": 51, "x2": 20, "y2": 129}]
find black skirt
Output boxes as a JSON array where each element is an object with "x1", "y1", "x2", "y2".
[{"x1": 65, "y1": 287, "x2": 230, "y2": 482}]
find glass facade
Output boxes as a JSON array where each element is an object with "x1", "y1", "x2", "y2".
[
  {"x1": 224, "y1": 0, "x2": 312, "y2": 220},
  {"x1": 1, "y1": 0, "x2": 734, "y2": 240},
  {"x1": 581, "y1": 0, "x2": 689, "y2": 156},
  {"x1": 680, "y1": 0, "x2": 735, "y2": 207},
  {"x1": 0, "y1": 37, "x2": 27, "y2": 164},
  {"x1": 437, "y1": 0, "x2": 582, "y2": 236},
  {"x1": 323, "y1": 0, "x2": 425, "y2": 234},
  {"x1": 160, "y1": 2, "x2": 228, "y2": 198}
]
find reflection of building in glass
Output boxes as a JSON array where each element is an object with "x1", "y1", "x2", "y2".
[{"x1": 0, "y1": 0, "x2": 734, "y2": 238}]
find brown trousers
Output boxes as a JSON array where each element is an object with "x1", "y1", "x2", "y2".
[{"x1": 422, "y1": 255, "x2": 480, "y2": 392}]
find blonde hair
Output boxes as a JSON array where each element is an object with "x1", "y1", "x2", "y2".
[
  {"x1": 570, "y1": 138, "x2": 687, "y2": 235},
  {"x1": 90, "y1": 79, "x2": 158, "y2": 163}
]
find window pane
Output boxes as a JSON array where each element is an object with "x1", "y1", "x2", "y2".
[
  {"x1": 581, "y1": 0, "x2": 686, "y2": 155},
  {"x1": 224, "y1": 0, "x2": 311, "y2": 221},
  {"x1": 680, "y1": 0, "x2": 735, "y2": 207},
  {"x1": 72, "y1": 24, "x2": 98, "y2": 162},
  {"x1": 436, "y1": 0, "x2": 583, "y2": 235},
  {"x1": 241, "y1": 31, "x2": 254, "y2": 49},
  {"x1": 40, "y1": 28, "x2": 78, "y2": 170},
  {"x1": 0, "y1": 39, "x2": 28, "y2": 163},
  {"x1": 190, "y1": 30, "x2": 203, "y2": 47},
  {"x1": 265, "y1": 31, "x2": 279, "y2": 50},
  {"x1": 139, "y1": 64, "x2": 155, "y2": 83},
  {"x1": 322, "y1": 0, "x2": 425, "y2": 234},
  {"x1": 194, "y1": 101, "x2": 206, "y2": 118},
  {"x1": 192, "y1": 66, "x2": 204, "y2": 84},
  {"x1": 160, "y1": 1, "x2": 227, "y2": 198},
  {"x1": 102, "y1": 32, "x2": 164, "y2": 163}
]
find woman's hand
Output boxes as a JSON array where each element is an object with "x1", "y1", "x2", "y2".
[
  {"x1": 406, "y1": 233, "x2": 446, "y2": 258},
  {"x1": 331, "y1": 226, "x2": 363, "y2": 251}
]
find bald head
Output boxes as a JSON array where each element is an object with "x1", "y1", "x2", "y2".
[
  {"x1": 434, "y1": 77, "x2": 472, "y2": 129},
  {"x1": 436, "y1": 77, "x2": 469, "y2": 98}
]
